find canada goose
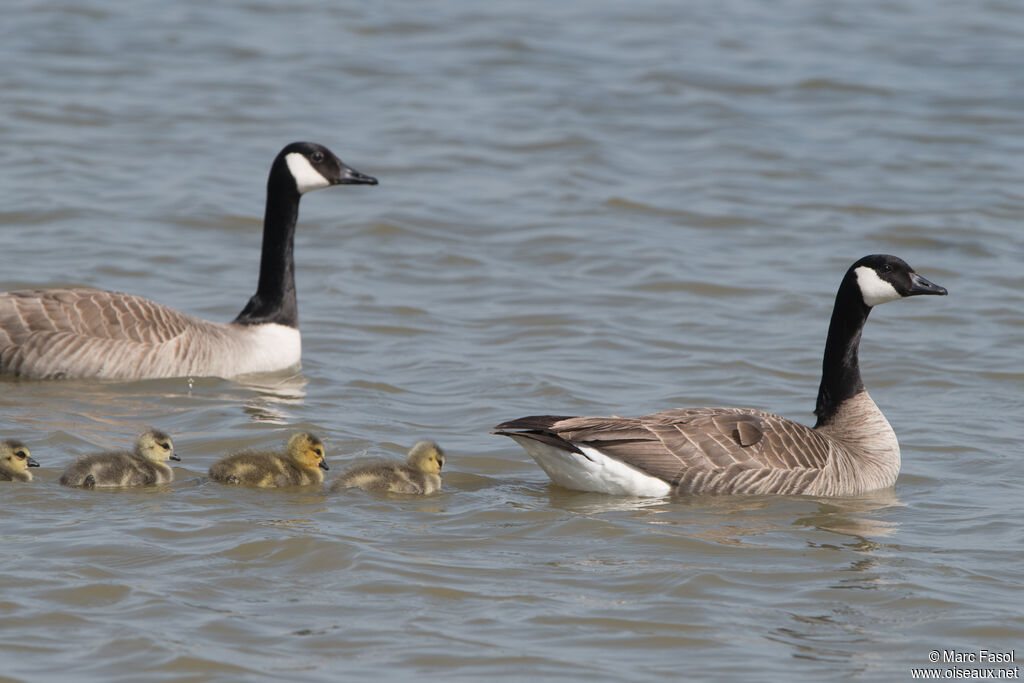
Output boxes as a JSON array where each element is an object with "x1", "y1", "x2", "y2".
[
  {"x1": 0, "y1": 142, "x2": 377, "y2": 380},
  {"x1": 208, "y1": 431, "x2": 327, "y2": 487},
  {"x1": 0, "y1": 440, "x2": 39, "y2": 482},
  {"x1": 59, "y1": 429, "x2": 178, "y2": 489},
  {"x1": 494, "y1": 255, "x2": 947, "y2": 497},
  {"x1": 330, "y1": 440, "x2": 445, "y2": 494}
]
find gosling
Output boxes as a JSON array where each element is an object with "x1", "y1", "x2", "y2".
[
  {"x1": 330, "y1": 440, "x2": 445, "y2": 494},
  {"x1": 208, "y1": 432, "x2": 328, "y2": 487},
  {"x1": 59, "y1": 430, "x2": 178, "y2": 489},
  {"x1": 0, "y1": 440, "x2": 39, "y2": 482}
]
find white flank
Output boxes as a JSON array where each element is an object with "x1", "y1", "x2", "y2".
[
  {"x1": 855, "y1": 266, "x2": 902, "y2": 307},
  {"x1": 285, "y1": 153, "x2": 331, "y2": 194},
  {"x1": 509, "y1": 436, "x2": 672, "y2": 497},
  {"x1": 238, "y1": 323, "x2": 302, "y2": 374}
]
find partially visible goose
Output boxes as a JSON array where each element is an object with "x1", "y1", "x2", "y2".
[
  {"x1": 494, "y1": 255, "x2": 947, "y2": 497},
  {"x1": 329, "y1": 440, "x2": 446, "y2": 494},
  {"x1": 0, "y1": 439, "x2": 39, "y2": 482},
  {"x1": 59, "y1": 429, "x2": 178, "y2": 489},
  {"x1": 0, "y1": 142, "x2": 377, "y2": 380}
]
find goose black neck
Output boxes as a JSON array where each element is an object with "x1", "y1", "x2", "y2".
[
  {"x1": 233, "y1": 167, "x2": 300, "y2": 328},
  {"x1": 813, "y1": 274, "x2": 871, "y2": 427}
]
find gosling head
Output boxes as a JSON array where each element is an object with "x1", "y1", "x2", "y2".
[
  {"x1": 277, "y1": 142, "x2": 378, "y2": 195},
  {"x1": 287, "y1": 432, "x2": 328, "y2": 471},
  {"x1": 851, "y1": 254, "x2": 947, "y2": 308},
  {"x1": 0, "y1": 439, "x2": 39, "y2": 480},
  {"x1": 407, "y1": 441, "x2": 445, "y2": 475},
  {"x1": 135, "y1": 429, "x2": 179, "y2": 463}
]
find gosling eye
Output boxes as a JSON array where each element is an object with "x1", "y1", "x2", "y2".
[
  {"x1": 15, "y1": 451, "x2": 28, "y2": 460},
  {"x1": 160, "y1": 442, "x2": 171, "y2": 451}
]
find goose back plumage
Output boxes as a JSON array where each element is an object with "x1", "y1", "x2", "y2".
[
  {"x1": 208, "y1": 453, "x2": 324, "y2": 487},
  {"x1": 330, "y1": 463, "x2": 441, "y2": 494},
  {"x1": 59, "y1": 451, "x2": 176, "y2": 488}
]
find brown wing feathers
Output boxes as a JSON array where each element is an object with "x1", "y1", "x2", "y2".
[
  {"x1": 0, "y1": 289, "x2": 212, "y2": 378},
  {"x1": 496, "y1": 408, "x2": 833, "y2": 488},
  {"x1": 6, "y1": 290, "x2": 195, "y2": 343}
]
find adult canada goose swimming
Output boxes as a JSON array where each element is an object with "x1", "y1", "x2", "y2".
[
  {"x1": 0, "y1": 142, "x2": 377, "y2": 380},
  {"x1": 494, "y1": 254, "x2": 947, "y2": 497},
  {"x1": 208, "y1": 431, "x2": 327, "y2": 487},
  {"x1": 59, "y1": 429, "x2": 178, "y2": 489},
  {"x1": 329, "y1": 440, "x2": 445, "y2": 494},
  {"x1": 0, "y1": 439, "x2": 39, "y2": 482}
]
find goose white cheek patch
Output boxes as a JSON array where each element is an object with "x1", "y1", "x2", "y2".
[
  {"x1": 285, "y1": 153, "x2": 331, "y2": 194},
  {"x1": 855, "y1": 266, "x2": 902, "y2": 307}
]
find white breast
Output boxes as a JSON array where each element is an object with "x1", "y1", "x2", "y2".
[{"x1": 231, "y1": 323, "x2": 302, "y2": 375}]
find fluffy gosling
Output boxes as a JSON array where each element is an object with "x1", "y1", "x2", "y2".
[
  {"x1": 208, "y1": 432, "x2": 328, "y2": 487},
  {"x1": 0, "y1": 440, "x2": 39, "y2": 482},
  {"x1": 330, "y1": 440, "x2": 445, "y2": 495},
  {"x1": 59, "y1": 430, "x2": 178, "y2": 489}
]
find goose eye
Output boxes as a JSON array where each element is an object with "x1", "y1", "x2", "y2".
[
  {"x1": 310, "y1": 151, "x2": 324, "y2": 163},
  {"x1": 880, "y1": 264, "x2": 892, "y2": 274}
]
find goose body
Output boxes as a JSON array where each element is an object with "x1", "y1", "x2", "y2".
[
  {"x1": 59, "y1": 430, "x2": 178, "y2": 489},
  {"x1": 495, "y1": 255, "x2": 947, "y2": 497},
  {"x1": 0, "y1": 440, "x2": 39, "y2": 482},
  {"x1": 0, "y1": 142, "x2": 377, "y2": 380},
  {"x1": 330, "y1": 441, "x2": 445, "y2": 494},
  {"x1": 209, "y1": 432, "x2": 327, "y2": 487}
]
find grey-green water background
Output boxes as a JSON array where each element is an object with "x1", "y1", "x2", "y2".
[{"x1": 1, "y1": 1, "x2": 1022, "y2": 681}]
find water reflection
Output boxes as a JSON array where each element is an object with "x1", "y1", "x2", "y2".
[
  {"x1": 540, "y1": 487, "x2": 676, "y2": 515},
  {"x1": 234, "y1": 371, "x2": 309, "y2": 424},
  {"x1": 0, "y1": 371, "x2": 310, "y2": 447},
  {"x1": 766, "y1": 491, "x2": 906, "y2": 674},
  {"x1": 532, "y1": 484, "x2": 904, "y2": 548},
  {"x1": 795, "y1": 489, "x2": 904, "y2": 540}
]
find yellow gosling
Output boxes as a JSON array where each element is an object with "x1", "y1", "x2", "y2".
[
  {"x1": 0, "y1": 440, "x2": 39, "y2": 482},
  {"x1": 59, "y1": 430, "x2": 178, "y2": 489},
  {"x1": 330, "y1": 440, "x2": 445, "y2": 495},
  {"x1": 209, "y1": 432, "x2": 327, "y2": 487}
]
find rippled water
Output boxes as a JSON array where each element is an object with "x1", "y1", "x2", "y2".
[{"x1": 2, "y1": 1, "x2": 1023, "y2": 681}]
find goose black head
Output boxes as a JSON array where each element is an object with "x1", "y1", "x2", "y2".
[
  {"x1": 850, "y1": 254, "x2": 947, "y2": 308},
  {"x1": 278, "y1": 141, "x2": 378, "y2": 195}
]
